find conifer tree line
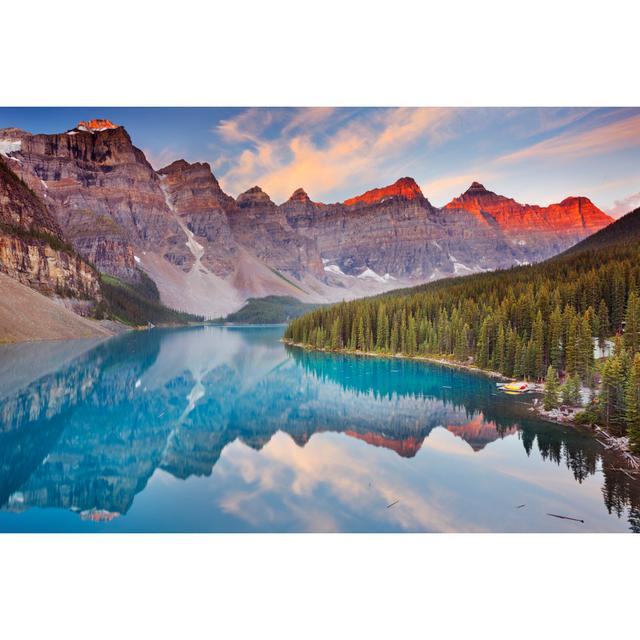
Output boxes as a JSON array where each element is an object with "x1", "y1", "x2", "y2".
[{"x1": 284, "y1": 243, "x2": 640, "y2": 450}]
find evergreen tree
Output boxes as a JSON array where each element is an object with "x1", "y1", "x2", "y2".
[
  {"x1": 601, "y1": 351, "x2": 628, "y2": 434},
  {"x1": 493, "y1": 322, "x2": 505, "y2": 372},
  {"x1": 476, "y1": 318, "x2": 490, "y2": 368},
  {"x1": 625, "y1": 353, "x2": 640, "y2": 453},
  {"x1": 598, "y1": 299, "x2": 610, "y2": 357},
  {"x1": 390, "y1": 319, "x2": 399, "y2": 354},
  {"x1": 561, "y1": 374, "x2": 582, "y2": 407},
  {"x1": 549, "y1": 305, "x2": 563, "y2": 369},
  {"x1": 565, "y1": 314, "x2": 579, "y2": 376},
  {"x1": 406, "y1": 315, "x2": 417, "y2": 356},
  {"x1": 375, "y1": 304, "x2": 387, "y2": 351},
  {"x1": 330, "y1": 316, "x2": 342, "y2": 350},
  {"x1": 357, "y1": 316, "x2": 365, "y2": 351},
  {"x1": 577, "y1": 313, "x2": 595, "y2": 383},
  {"x1": 532, "y1": 310, "x2": 545, "y2": 379},
  {"x1": 544, "y1": 365, "x2": 560, "y2": 411},
  {"x1": 624, "y1": 291, "x2": 640, "y2": 354}
]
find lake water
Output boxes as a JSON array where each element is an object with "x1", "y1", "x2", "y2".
[{"x1": 1, "y1": 326, "x2": 638, "y2": 532}]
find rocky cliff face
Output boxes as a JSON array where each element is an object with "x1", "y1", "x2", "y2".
[
  {"x1": 157, "y1": 159, "x2": 238, "y2": 276},
  {"x1": 0, "y1": 157, "x2": 100, "y2": 298},
  {"x1": 1, "y1": 122, "x2": 190, "y2": 281},
  {"x1": 283, "y1": 177, "x2": 523, "y2": 281},
  {"x1": 232, "y1": 185, "x2": 324, "y2": 279}
]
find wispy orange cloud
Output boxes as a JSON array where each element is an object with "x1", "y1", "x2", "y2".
[{"x1": 216, "y1": 107, "x2": 458, "y2": 202}]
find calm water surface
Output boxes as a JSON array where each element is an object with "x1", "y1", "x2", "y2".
[{"x1": 1, "y1": 326, "x2": 638, "y2": 532}]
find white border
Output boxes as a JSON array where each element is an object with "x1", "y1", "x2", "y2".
[
  {"x1": 2, "y1": 1, "x2": 639, "y2": 106},
  {"x1": 1, "y1": 534, "x2": 639, "y2": 639},
  {"x1": 2, "y1": 2, "x2": 639, "y2": 638}
]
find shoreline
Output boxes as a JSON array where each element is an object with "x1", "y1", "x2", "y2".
[
  {"x1": 282, "y1": 339, "x2": 514, "y2": 381},
  {"x1": 283, "y1": 339, "x2": 640, "y2": 471}
]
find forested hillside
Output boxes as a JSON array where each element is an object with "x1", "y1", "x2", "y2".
[
  {"x1": 563, "y1": 206, "x2": 640, "y2": 253},
  {"x1": 100, "y1": 272, "x2": 204, "y2": 326},
  {"x1": 222, "y1": 296, "x2": 322, "y2": 324},
  {"x1": 285, "y1": 207, "x2": 640, "y2": 450}
]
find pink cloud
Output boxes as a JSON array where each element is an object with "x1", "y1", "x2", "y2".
[{"x1": 608, "y1": 191, "x2": 640, "y2": 218}]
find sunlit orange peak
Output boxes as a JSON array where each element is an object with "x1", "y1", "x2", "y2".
[
  {"x1": 76, "y1": 119, "x2": 120, "y2": 132},
  {"x1": 343, "y1": 177, "x2": 423, "y2": 206}
]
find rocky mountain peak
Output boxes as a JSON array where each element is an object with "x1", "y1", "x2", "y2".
[
  {"x1": 158, "y1": 160, "x2": 225, "y2": 194},
  {"x1": 288, "y1": 188, "x2": 311, "y2": 203},
  {"x1": 446, "y1": 183, "x2": 507, "y2": 210},
  {"x1": 559, "y1": 195, "x2": 592, "y2": 207},
  {"x1": 553, "y1": 196, "x2": 613, "y2": 227},
  {"x1": 343, "y1": 177, "x2": 424, "y2": 207},
  {"x1": 466, "y1": 181, "x2": 489, "y2": 193},
  {"x1": 236, "y1": 186, "x2": 274, "y2": 208},
  {"x1": 75, "y1": 119, "x2": 120, "y2": 133},
  {"x1": 0, "y1": 127, "x2": 30, "y2": 139},
  {"x1": 157, "y1": 159, "x2": 191, "y2": 174}
]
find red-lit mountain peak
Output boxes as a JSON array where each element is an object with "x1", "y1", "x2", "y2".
[
  {"x1": 76, "y1": 119, "x2": 121, "y2": 132},
  {"x1": 466, "y1": 181, "x2": 488, "y2": 192},
  {"x1": 343, "y1": 177, "x2": 424, "y2": 206},
  {"x1": 446, "y1": 182, "x2": 510, "y2": 209},
  {"x1": 344, "y1": 430, "x2": 424, "y2": 458},
  {"x1": 446, "y1": 416, "x2": 517, "y2": 452},
  {"x1": 445, "y1": 182, "x2": 613, "y2": 234}
]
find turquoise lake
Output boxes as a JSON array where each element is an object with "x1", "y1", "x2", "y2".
[{"x1": 0, "y1": 325, "x2": 638, "y2": 532}]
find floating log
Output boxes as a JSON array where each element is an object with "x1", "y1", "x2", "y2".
[{"x1": 547, "y1": 513, "x2": 584, "y2": 524}]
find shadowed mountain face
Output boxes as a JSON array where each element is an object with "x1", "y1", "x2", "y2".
[
  {"x1": 0, "y1": 157, "x2": 100, "y2": 297},
  {"x1": 0, "y1": 326, "x2": 638, "y2": 532},
  {"x1": 0, "y1": 122, "x2": 613, "y2": 317}
]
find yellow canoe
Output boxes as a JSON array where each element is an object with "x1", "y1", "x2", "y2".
[{"x1": 503, "y1": 382, "x2": 529, "y2": 393}]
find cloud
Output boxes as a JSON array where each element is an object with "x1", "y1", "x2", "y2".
[
  {"x1": 496, "y1": 111, "x2": 640, "y2": 165},
  {"x1": 281, "y1": 107, "x2": 337, "y2": 135},
  {"x1": 213, "y1": 107, "x2": 458, "y2": 202},
  {"x1": 214, "y1": 430, "x2": 486, "y2": 532},
  {"x1": 143, "y1": 146, "x2": 186, "y2": 171},
  {"x1": 216, "y1": 108, "x2": 279, "y2": 144},
  {"x1": 207, "y1": 107, "x2": 640, "y2": 208},
  {"x1": 608, "y1": 191, "x2": 640, "y2": 218}
]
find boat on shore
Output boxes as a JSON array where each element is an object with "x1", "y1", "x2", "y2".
[{"x1": 497, "y1": 381, "x2": 530, "y2": 394}]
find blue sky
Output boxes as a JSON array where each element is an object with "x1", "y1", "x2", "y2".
[{"x1": 1, "y1": 107, "x2": 639, "y2": 215}]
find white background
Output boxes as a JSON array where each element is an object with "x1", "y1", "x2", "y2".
[{"x1": 1, "y1": 1, "x2": 639, "y2": 638}]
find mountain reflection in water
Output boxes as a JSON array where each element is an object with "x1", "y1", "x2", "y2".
[{"x1": 0, "y1": 326, "x2": 638, "y2": 532}]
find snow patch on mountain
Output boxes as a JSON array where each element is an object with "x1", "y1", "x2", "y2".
[
  {"x1": 449, "y1": 256, "x2": 473, "y2": 275},
  {"x1": 358, "y1": 268, "x2": 396, "y2": 283},
  {"x1": 324, "y1": 263, "x2": 350, "y2": 277},
  {"x1": 0, "y1": 139, "x2": 21, "y2": 157}
]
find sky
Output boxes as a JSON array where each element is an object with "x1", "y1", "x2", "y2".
[{"x1": 1, "y1": 107, "x2": 639, "y2": 216}]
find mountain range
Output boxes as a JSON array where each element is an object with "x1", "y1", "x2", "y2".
[{"x1": 0, "y1": 119, "x2": 614, "y2": 324}]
